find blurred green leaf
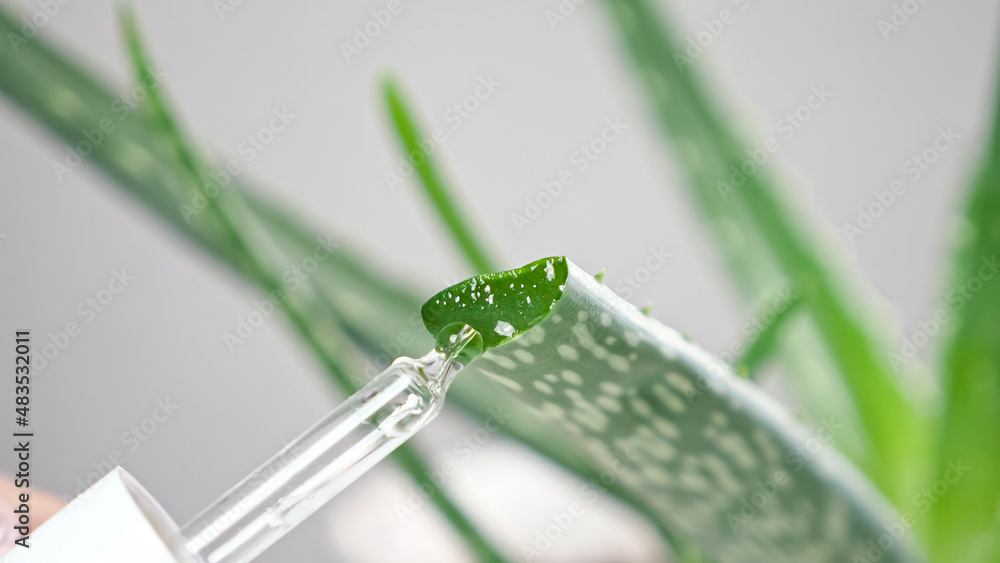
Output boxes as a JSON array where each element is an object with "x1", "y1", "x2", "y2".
[
  {"x1": 114, "y1": 7, "x2": 507, "y2": 561},
  {"x1": 929, "y1": 38, "x2": 1000, "y2": 562},
  {"x1": 601, "y1": 0, "x2": 930, "y2": 504},
  {"x1": 382, "y1": 77, "x2": 498, "y2": 274},
  {"x1": 733, "y1": 288, "x2": 804, "y2": 380},
  {"x1": 377, "y1": 75, "x2": 695, "y2": 549}
]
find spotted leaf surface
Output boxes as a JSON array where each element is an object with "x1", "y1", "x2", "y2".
[
  {"x1": 424, "y1": 258, "x2": 923, "y2": 562},
  {"x1": 422, "y1": 256, "x2": 568, "y2": 349}
]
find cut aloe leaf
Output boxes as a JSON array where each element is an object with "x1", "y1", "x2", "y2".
[
  {"x1": 423, "y1": 257, "x2": 568, "y2": 350},
  {"x1": 424, "y1": 258, "x2": 924, "y2": 562}
]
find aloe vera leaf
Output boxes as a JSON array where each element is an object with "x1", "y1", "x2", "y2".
[
  {"x1": 246, "y1": 198, "x2": 701, "y2": 551},
  {"x1": 595, "y1": 0, "x2": 866, "y2": 466},
  {"x1": 116, "y1": 6, "x2": 293, "y2": 339},
  {"x1": 378, "y1": 90, "x2": 696, "y2": 545},
  {"x1": 0, "y1": 14, "x2": 230, "y2": 255},
  {"x1": 423, "y1": 257, "x2": 567, "y2": 349},
  {"x1": 424, "y1": 257, "x2": 925, "y2": 563},
  {"x1": 113, "y1": 4, "x2": 380, "y2": 407},
  {"x1": 601, "y1": 0, "x2": 928, "y2": 502},
  {"x1": 927, "y1": 43, "x2": 1000, "y2": 561},
  {"x1": 382, "y1": 77, "x2": 498, "y2": 274}
]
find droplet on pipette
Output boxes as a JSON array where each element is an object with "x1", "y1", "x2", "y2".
[
  {"x1": 265, "y1": 507, "x2": 287, "y2": 531},
  {"x1": 383, "y1": 394, "x2": 423, "y2": 438}
]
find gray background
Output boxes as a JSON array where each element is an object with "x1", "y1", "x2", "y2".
[{"x1": 0, "y1": 0, "x2": 996, "y2": 561}]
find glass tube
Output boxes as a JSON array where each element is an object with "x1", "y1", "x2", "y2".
[{"x1": 178, "y1": 326, "x2": 478, "y2": 563}]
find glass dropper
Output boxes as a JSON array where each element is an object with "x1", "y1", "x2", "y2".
[{"x1": 176, "y1": 324, "x2": 481, "y2": 563}]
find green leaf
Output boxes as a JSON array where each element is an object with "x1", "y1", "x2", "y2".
[
  {"x1": 383, "y1": 77, "x2": 498, "y2": 274},
  {"x1": 601, "y1": 0, "x2": 929, "y2": 504},
  {"x1": 423, "y1": 258, "x2": 924, "y2": 562},
  {"x1": 734, "y1": 290, "x2": 805, "y2": 380},
  {"x1": 422, "y1": 257, "x2": 568, "y2": 350},
  {"x1": 379, "y1": 83, "x2": 692, "y2": 550},
  {"x1": 928, "y1": 37, "x2": 1000, "y2": 561}
]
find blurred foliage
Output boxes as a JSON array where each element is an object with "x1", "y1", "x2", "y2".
[
  {"x1": 928, "y1": 43, "x2": 1000, "y2": 562},
  {"x1": 0, "y1": 4, "x2": 681, "y2": 560},
  {"x1": 603, "y1": 0, "x2": 930, "y2": 508},
  {"x1": 0, "y1": 1, "x2": 996, "y2": 561},
  {"x1": 383, "y1": 77, "x2": 498, "y2": 274}
]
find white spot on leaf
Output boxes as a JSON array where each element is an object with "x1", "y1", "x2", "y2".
[
  {"x1": 494, "y1": 321, "x2": 515, "y2": 337},
  {"x1": 557, "y1": 344, "x2": 580, "y2": 361}
]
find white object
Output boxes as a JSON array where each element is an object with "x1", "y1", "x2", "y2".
[{"x1": 2, "y1": 467, "x2": 191, "y2": 563}]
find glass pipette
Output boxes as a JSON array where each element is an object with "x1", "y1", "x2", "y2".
[{"x1": 176, "y1": 324, "x2": 481, "y2": 563}]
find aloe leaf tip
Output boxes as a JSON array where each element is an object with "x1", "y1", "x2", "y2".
[{"x1": 421, "y1": 256, "x2": 568, "y2": 354}]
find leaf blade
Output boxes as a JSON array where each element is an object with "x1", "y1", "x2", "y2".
[
  {"x1": 383, "y1": 77, "x2": 498, "y2": 274},
  {"x1": 929, "y1": 32, "x2": 1000, "y2": 560},
  {"x1": 601, "y1": 0, "x2": 929, "y2": 503},
  {"x1": 425, "y1": 258, "x2": 924, "y2": 562}
]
